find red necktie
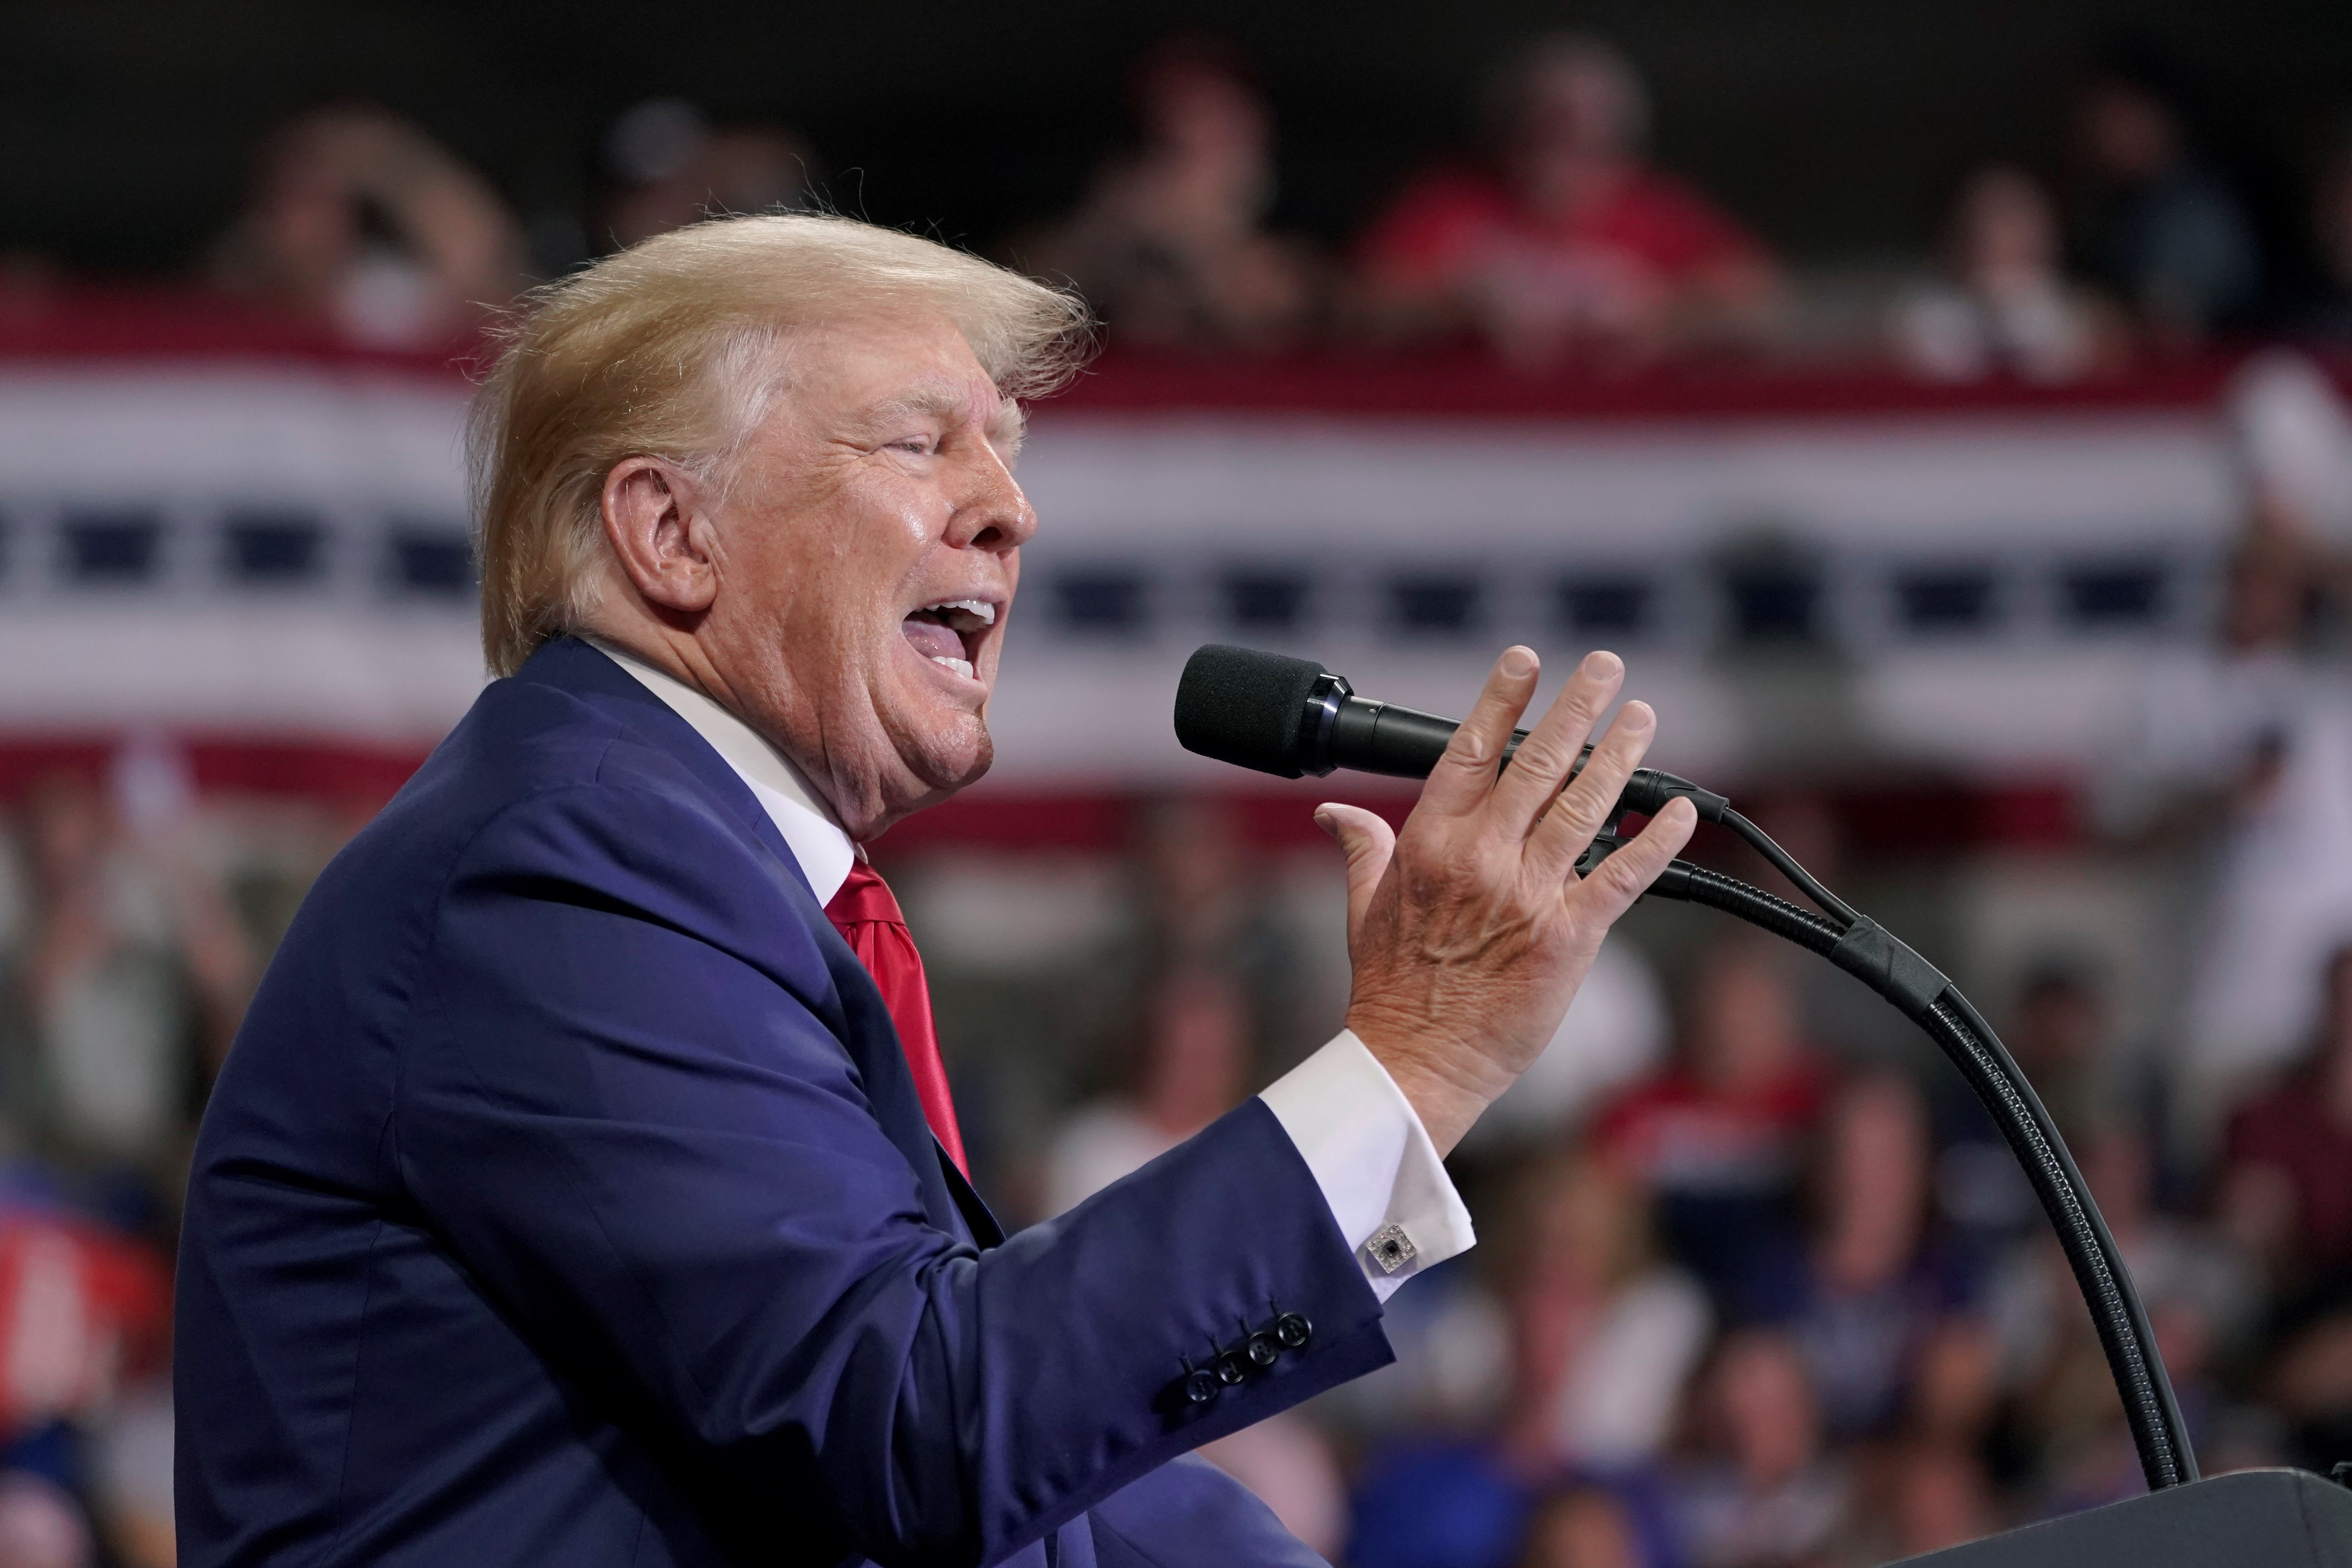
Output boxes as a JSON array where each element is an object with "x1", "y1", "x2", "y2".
[{"x1": 824, "y1": 860, "x2": 969, "y2": 1177}]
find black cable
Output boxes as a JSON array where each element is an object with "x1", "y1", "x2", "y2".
[
  {"x1": 1580, "y1": 838, "x2": 2198, "y2": 1491},
  {"x1": 1717, "y1": 807, "x2": 1862, "y2": 930}
]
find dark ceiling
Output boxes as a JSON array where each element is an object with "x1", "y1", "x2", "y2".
[{"x1": 5, "y1": 0, "x2": 2347, "y2": 277}]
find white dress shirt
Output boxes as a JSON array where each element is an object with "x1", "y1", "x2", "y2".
[{"x1": 594, "y1": 641, "x2": 1473, "y2": 1298}]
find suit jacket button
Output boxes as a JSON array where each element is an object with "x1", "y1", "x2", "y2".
[
  {"x1": 1215, "y1": 1347, "x2": 1253, "y2": 1386},
  {"x1": 1246, "y1": 1329, "x2": 1281, "y2": 1367},
  {"x1": 1274, "y1": 1312, "x2": 1312, "y2": 1351},
  {"x1": 1184, "y1": 1367, "x2": 1221, "y2": 1404}
]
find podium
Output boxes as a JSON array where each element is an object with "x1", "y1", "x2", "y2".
[{"x1": 1895, "y1": 1469, "x2": 2352, "y2": 1566}]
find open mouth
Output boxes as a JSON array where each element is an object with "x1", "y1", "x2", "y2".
[{"x1": 900, "y1": 597, "x2": 997, "y2": 682}]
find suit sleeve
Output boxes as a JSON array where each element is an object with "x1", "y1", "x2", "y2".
[{"x1": 395, "y1": 777, "x2": 1391, "y2": 1568}]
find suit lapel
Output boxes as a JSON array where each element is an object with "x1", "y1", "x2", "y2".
[{"x1": 515, "y1": 638, "x2": 971, "y2": 1239}]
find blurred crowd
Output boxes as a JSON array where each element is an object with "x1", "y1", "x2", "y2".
[
  {"x1": 16, "y1": 31, "x2": 2342, "y2": 378},
  {"x1": 0, "y1": 395, "x2": 2345, "y2": 1568},
  {"x1": 3, "y1": 21, "x2": 2352, "y2": 1568}
]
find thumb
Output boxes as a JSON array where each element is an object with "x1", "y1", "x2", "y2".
[{"x1": 1315, "y1": 803, "x2": 1397, "y2": 948}]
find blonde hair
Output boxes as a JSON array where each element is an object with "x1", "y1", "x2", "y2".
[{"x1": 468, "y1": 213, "x2": 1091, "y2": 677}]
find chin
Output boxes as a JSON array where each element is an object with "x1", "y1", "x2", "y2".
[
  {"x1": 887, "y1": 703, "x2": 995, "y2": 798},
  {"x1": 910, "y1": 744, "x2": 990, "y2": 798}
]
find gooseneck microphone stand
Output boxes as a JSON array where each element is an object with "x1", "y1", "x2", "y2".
[
  {"x1": 1575, "y1": 816, "x2": 2196, "y2": 1492},
  {"x1": 1173, "y1": 644, "x2": 2352, "y2": 1566}
]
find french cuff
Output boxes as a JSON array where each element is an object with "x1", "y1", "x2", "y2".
[{"x1": 1258, "y1": 1029, "x2": 1476, "y2": 1301}]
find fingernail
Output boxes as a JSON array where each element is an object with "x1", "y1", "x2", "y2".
[
  {"x1": 1500, "y1": 646, "x2": 1537, "y2": 679},
  {"x1": 1581, "y1": 650, "x2": 1622, "y2": 679},
  {"x1": 1313, "y1": 807, "x2": 1337, "y2": 839}
]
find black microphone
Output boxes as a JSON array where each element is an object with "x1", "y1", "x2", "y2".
[{"x1": 1173, "y1": 644, "x2": 1728, "y2": 822}]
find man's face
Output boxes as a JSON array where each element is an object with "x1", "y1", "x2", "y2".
[{"x1": 697, "y1": 308, "x2": 1034, "y2": 838}]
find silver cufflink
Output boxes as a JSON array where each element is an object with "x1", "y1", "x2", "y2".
[{"x1": 1366, "y1": 1224, "x2": 1418, "y2": 1275}]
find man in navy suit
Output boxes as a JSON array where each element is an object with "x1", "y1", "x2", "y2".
[{"x1": 174, "y1": 214, "x2": 1695, "y2": 1566}]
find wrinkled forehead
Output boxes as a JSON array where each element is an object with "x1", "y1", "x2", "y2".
[{"x1": 776, "y1": 309, "x2": 1021, "y2": 436}]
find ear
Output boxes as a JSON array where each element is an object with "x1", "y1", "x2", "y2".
[{"x1": 600, "y1": 457, "x2": 719, "y2": 615}]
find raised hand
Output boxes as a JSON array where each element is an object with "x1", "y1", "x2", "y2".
[{"x1": 1316, "y1": 647, "x2": 1696, "y2": 1154}]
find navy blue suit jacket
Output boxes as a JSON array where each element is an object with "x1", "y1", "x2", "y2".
[{"x1": 175, "y1": 637, "x2": 1394, "y2": 1568}]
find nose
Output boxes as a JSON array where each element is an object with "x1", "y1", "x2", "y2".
[{"x1": 943, "y1": 442, "x2": 1037, "y2": 555}]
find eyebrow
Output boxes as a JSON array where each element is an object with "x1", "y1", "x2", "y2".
[{"x1": 868, "y1": 384, "x2": 1026, "y2": 454}]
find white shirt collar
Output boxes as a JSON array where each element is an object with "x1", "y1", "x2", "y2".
[{"x1": 589, "y1": 640, "x2": 858, "y2": 904}]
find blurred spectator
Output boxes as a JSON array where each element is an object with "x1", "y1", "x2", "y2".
[
  {"x1": 2229, "y1": 351, "x2": 2352, "y2": 547},
  {"x1": 600, "y1": 99, "x2": 822, "y2": 251},
  {"x1": 1989, "y1": 1118, "x2": 2251, "y2": 1497},
  {"x1": 1843, "y1": 1441, "x2": 2000, "y2": 1561},
  {"x1": 2227, "y1": 352, "x2": 2352, "y2": 687},
  {"x1": 18, "y1": 757, "x2": 252, "y2": 1183},
  {"x1": 1043, "y1": 965, "x2": 1249, "y2": 1212},
  {"x1": 0, "y1": 1203, "x2": 171, "y2": 1441},
  {"x1": 2259, "y1": 1310, "x2": 2352, "y2": 1477},
  {"x1": 1353, "y1": 33, "x2": 1780, "y2": 369},
  {"x1": 2000, "y1": 960, "x2": 2117, "y2": 1146},
  {"x1": 1514, "y1": 1484, "x2": 1645, "y2": 1568},
  {"x1": 2002, "y1": 1118, "x2": 2249, "y2": 1378},
  {"x1": 2085, "y1": 1124, "x2": 2251, "y2": 1372},
  {"x1": 1022, "y1": 39, "x2": 1320, "y2": 350},
  {"x1": 1933, "y1": 959, "x2": 2110, "y2": 1267},
  {"x1": 0, "y1": 1195, "x2": 173, "y2": 1567},
  {"x1": 2295, "y1": 131, "x2": 2352, "y2": 342},
  {"x1": 1336, "y1": 1152, "x2": 1706, "y2": 1565},
  {"x1": 1892, "y1": 164, "x2": 2120, "y2": 383},
  {"x1": 1738, "y1": 1074, "x2": 1978, "y2": 1443},
  {"x1": 2222, "y1": 943, "x2": 2352, "y2": 1292},
  {"x1": 2244, "y1": 1025, "x2": 2352, "y2": 1478},
  {"x1": 1665, "y1": 1330, "x2": 1850, "y2": 1568},
  {"x1": 1494, "y1": 1151, "x2": 1712, "y2": 1473},
  {"x1": 0, "y1": 1473, "x2": 91, "y2": 1568},
  {"x1": 1135, "y1": 795, "x2": 1255, "y2": 966},
  {"x1": 1906, "y1": 1316, "x2": 2003, "y2": 1451},
  {"x1": 1125, "y1": 795, "x2": 1321, "y2": 1062},
  {"x1": 210, "y1": 105, "x2": 525, "y2": 350},
  {"x1": 2098, "y1": 512, "x2": 2352, "y2": 1128},
  {"x1": 1596, "y1": 937, "x2": 1828, "y2": 1295},
  {"x1": 2069, "y1": 61, "x2": 2261, "y2": 344}
]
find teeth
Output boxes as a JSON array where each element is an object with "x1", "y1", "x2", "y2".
[
  {"x1": 923, "y1": 598, "x2": 996, "y2": 625},
  {"x1": 930, "y1": 655, "x2": 975, "y2": 680}
]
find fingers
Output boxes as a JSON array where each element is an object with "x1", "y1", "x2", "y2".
[
  {"x1": 1567, "y1": 795, "x2": 1697, "y2": 936},
  {"x1": 1489, "y1": 649, "x2": 1626, "y2": 829},
  {"x1": 1419, "y1": 647, "x2": 1541, "y2": 817},
  {"x1": 1315, "y1": 803, "x2": 1398, "y2": 950},
  {"x1": 1527, "y1": 696, "x2": 1658, "y2": 875}
]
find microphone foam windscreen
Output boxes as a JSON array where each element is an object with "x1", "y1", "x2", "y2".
[{"x1": 1174, "y1": 645, "x2": 1329, "y2": 778}]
